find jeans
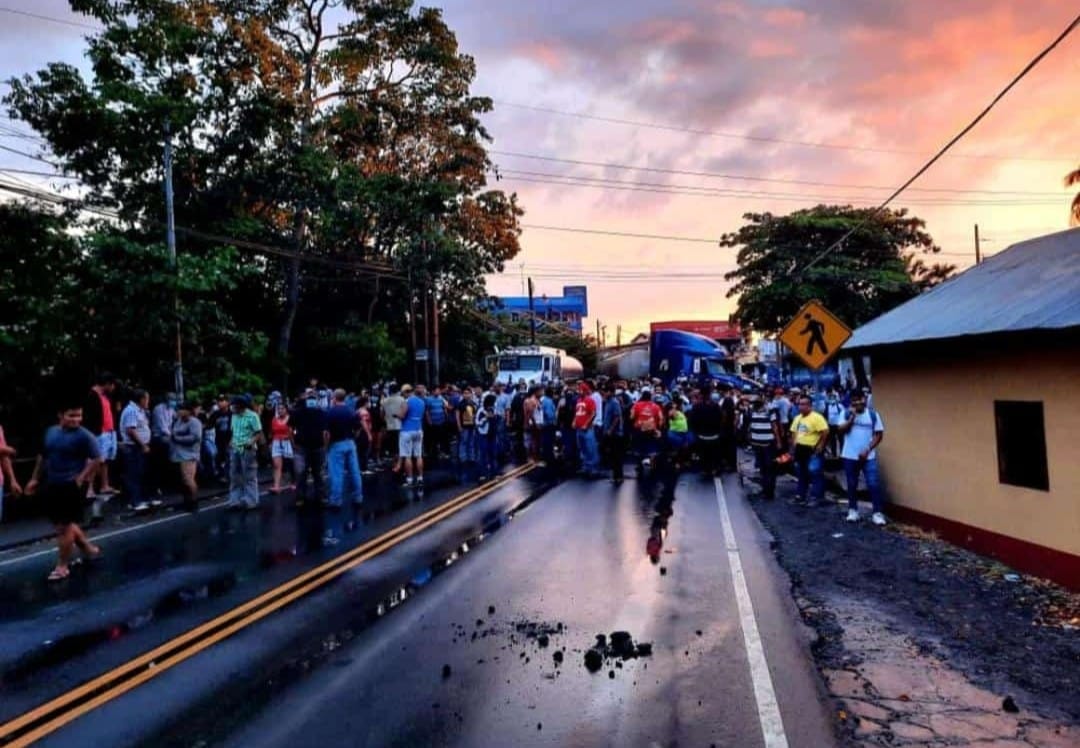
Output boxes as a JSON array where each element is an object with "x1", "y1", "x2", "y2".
[
  {"x1": 229, "y1": 449, "x2": 260, "y2": 508},
  {"x1": 459, "y1": 428, "x2": 477, "y2": 463},
  {"x1": 479, "y1": 433, "x2": 497, "y2": 477},
  {"x1": 327, "y1": 439, "x2": 363, "y2": 507},
  {"x1": 576, "y1": 428, "x2": 600, "y2": 475},
  {"x1": 541, "y1": 426, "x2": 556, "y2": 464},
  {"x1": 794, "y1": 446, "x2": 824, "y2": 502},
  {"x1": 121, "y1": 444, "x2": 146, "y2": 507},
  {"x1": 604, "y1": 434, "x2": 626, "y2": 481},
  {"x1": 752, "y1": 444, "x2": 778, "y2": 499},
  {"x1": 293, "y1": 445, "x2": 325, "y2": 502},
  {"x1": 844, "y1": 458, "x2": 883, "y2": 513}
]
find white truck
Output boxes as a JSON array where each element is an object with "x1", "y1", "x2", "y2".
[{"x1": 487, "y1": 345, "x2": 584, "y2": 386}]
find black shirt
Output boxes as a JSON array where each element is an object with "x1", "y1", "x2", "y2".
[
  {"x1": 326, "y1": 405, "x2": 358, "y2": 444},
  {"x1": 292, "y1": 405, "x2": 330, "y2": 449}
]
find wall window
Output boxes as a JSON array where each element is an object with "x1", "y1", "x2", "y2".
[{"x1": 994, "y1": 401, "x2": 1049, "y2": 492}]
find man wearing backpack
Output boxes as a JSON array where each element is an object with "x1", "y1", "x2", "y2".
[{"x1": 839, "y1": 391, "x2": 886, "y2": 525}]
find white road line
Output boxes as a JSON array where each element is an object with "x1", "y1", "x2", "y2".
[
  {"x1": 0, "y1": 496, "x2": 238, "y2": 569},
  {"x1": 715, "y1": 477, "x2": 789, "y2": 748}
]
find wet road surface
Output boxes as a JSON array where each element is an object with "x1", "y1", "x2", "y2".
[{"x1": 0, "y1": 466, "x2": 835, "y2": 747}]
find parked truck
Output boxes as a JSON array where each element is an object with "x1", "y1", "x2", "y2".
[
  {"x1": 486, "y1": 345, "x2": 584, "y2": 386},
  {"x1": 598, "y1": 329, "x2": 758, "y2": 393}
]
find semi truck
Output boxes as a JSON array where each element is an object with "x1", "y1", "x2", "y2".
[
  {"x1": 486, "y1": 345, "x2": 584, "y2": 386},
  {"x1": 598, "y1": 329, "x2": 758, "y2": 392}
]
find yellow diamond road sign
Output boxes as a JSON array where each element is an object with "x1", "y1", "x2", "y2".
[{"x1": 778, "y1": 300, "x2": 852, "y2": 371}]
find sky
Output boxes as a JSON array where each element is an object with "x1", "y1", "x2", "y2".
[{"x1": 2, "y1": 1, "x2": 1078, "y2": 338}]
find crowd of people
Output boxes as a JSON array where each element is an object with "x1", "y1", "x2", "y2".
[{"x1": 0, "y1": 370, "x2": 883, "y2": 582}]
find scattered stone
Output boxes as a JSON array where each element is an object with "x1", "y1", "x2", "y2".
[
  {"x1": 609, "y1": 670, "x2": 616, "y2": 679},
  {"x1": 584, "y1": 649, "x2": 603, "y2": 672},
  {"x1": 660, "y1": 567, "x2": 668, "y2": 576},
  {"x1": 696, "y1": 630, "x2": 703, "y2": 636},
  {"x1": 537, "y1": 723, "x2": 542, "y2": 731},
  {"x1": 441, "y1": 664, "x2": 452, "y2": 679},
  {"x1": 610, "y1": 631, "x2": 635, "y2": 657},
  {"x1": 1002, "y1": 695, "x2": 1019, "y2": 713},
  {"x1": 488, "y1": 605, "x2": 496, "y2": 615},
  {"x1": 475, "y1": 619, "x2": 483, "y2": 627},
  {"x1": 537, "y1": 634, "x2": 550, "y2": 648},
  {"x1": 636, "y1": 643, "x2": 653, "y2": 656},
  {"x1": 595, "y1": 634, "x2": 607, "y2": 649},
  {"x1": 553, "y1": 651, "x2": 564, "y2": 665}
]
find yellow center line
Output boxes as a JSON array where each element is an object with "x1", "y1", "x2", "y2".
[{"x1": 0, "y1": 465, "x2": 536, "y2": 746}]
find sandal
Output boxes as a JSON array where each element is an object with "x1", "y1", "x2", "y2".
[{"x1": 47, "y1": 566, "x2": 70, "y2": 581}]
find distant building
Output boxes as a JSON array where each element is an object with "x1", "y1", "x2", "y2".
[
  {"x1": 844, "y1": 228, "x2": 1080, "y2": 589},
  {"x1": 493, "y1": 285, "x2": 588, "y2": 335}
]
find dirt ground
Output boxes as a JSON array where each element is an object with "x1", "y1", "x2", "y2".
[{"x1": 740, "y1": 455, "x2": 1080, "y2": 746}]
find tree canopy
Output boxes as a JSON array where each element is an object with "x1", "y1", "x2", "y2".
[{"x1": 721, "y1": 205, "x2": 955, "y2": 333}]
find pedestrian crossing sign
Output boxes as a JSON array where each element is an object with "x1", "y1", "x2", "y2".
[{"x1": 777, "y1": 300, "x2": 852, "y2": 371}]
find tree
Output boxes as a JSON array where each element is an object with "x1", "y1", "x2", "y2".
[
  {"x1": 1067, "y1": 165, "x2": 1080, "y2": 225},
  {"x1": 721, "y1": 205, "x2": 956, "y2": 333},
  {"x1": 5, "y1": 0, "x2": 522, "y2": 387}
]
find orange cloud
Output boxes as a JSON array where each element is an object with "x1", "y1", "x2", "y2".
[
  {"x1": 763, "y1": 7, "x2": 807, "y2": 28},
  {"x1": 748, "y1": 38, "x2": 798, "y2": 58}
]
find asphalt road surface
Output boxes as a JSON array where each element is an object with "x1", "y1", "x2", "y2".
[{"x1": 0, "y1": 464, "x2": 835, "y2": 748}]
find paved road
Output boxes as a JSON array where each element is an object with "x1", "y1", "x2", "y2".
[{"x1": 0, "y1": 465, "x2": 835, "y2": 747}]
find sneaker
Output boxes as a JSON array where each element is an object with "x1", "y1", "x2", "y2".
[
  {"x1": 405, "y1": 477, "x2": 415, "y2": 487},
  {"x1": 416, "y1": 476, "x2": 424, "y2": 487},
  {"x1": 149, "y1": 499, "x2": 164, "y2": 508},
  {"x1": 845, "y1": 509, "x2": 860, "y2": 522},
  {"x1": 871, "y1": 512, "x2": 887, "y2": 526},
  {"x1": 132, "y1": 502, "x2": 151, "y2": 512}
]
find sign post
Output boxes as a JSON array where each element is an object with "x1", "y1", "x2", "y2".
[{"x1": 778, "y1": 300, "x2": 852, "y2": 371}]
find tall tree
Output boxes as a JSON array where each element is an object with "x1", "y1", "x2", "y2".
[
  {"x1": 1066, "y1": 164, "x2": 1080, "y2": 225},
  {"x1": 6, "y1": 0, "x2": 521, "y2": 386},
  {"x1": 721, "y1": 205, "x2": 955, "y2": 333}
]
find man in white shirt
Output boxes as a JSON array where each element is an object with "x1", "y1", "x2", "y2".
[{"x1": 839, "y1": 391, "x2": 885, "y2": 525}]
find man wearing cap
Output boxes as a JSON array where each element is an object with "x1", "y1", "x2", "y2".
[{"x1": 227, "y1": 395, "x2": 264, "y2": 510}]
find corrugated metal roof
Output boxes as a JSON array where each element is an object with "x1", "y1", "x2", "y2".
[{"x1": 845, "y1": 227, "x2": 1080, "y2": 350}]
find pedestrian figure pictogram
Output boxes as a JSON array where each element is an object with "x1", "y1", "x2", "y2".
[
  {"x1": 799, "y1": 313, "x2": 829, "y2": 356},
  {"x1": 778, "y1": 300, "x2": 852, "y2": 371}
]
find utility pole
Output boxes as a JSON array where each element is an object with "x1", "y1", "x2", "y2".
[
  {"x1": 422, "y1": 281, "x2": 431, "y2": 385},
  {"x1": 616, "y1": 325, "x2": 622, "y2": 348},
  {"x1": 163, "y1": 120, "x2": 184, "y2": 400},
  {"x1": 431, "y1": 283, "x2": 441, "y2": 385},
  {"x1": 409, "y1": 270, "x2": 419, "y2": 384},
  {"x1": 527, "y1": 277, "x2": 536, "y2": 345},
  {"x1": 596, "y1": 319, "x2": 601, "y2": 347},
  {"x1": 974, "y1": 223, "x2": 982, "y2": 265}
]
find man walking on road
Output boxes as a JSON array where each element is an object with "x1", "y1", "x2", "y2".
[
  {"x1": 119, "y1": 389, "x2": 152, "y2": 512},
  {"x1": 789, "y1": 396, "x2": 829, "y2": 507},
  {"x1": 839, "y1": 392, "x2": 886, "y2": 525},
  {"x1": 326, "y1": 389, "x2": 363, "y2": 508},
  {"x1": 748, "y1": 395, "x2": 782, "y2": 500},
  {"x1": 291, "y1": 389, "x2": 329, "y2": 507},
  {"x1": 399, "y1": 384, "x2": 426, "y2": 487},
  {"x1": 381, "y1": 385, "x2": 404, "y2": 471},
  {"x1": 227, "y1": 396, "x2": 263, "y2": 510},
  {"x1": 25, "y1": 397, "x2": 102, "y2": 581},
  {"x1": 573, "y1": 382, "x2": 600, "y2": 478}
]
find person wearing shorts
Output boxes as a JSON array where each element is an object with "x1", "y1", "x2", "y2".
[
  {"x1": 399, "y1": 384, "x2": 426, "y2": 487},
  {"x1": 25, "y1": 399, "x2": 102, "y2": 581},
  {"x1": 269, "y1": 403, "x2": 295, "y2": 494},
  {"x1": 84, "y1": 373, "x2": 118, "y2": 504}
]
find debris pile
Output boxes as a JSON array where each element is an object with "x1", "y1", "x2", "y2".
[{"x1": 582, "y1": 630, "x2": 653, "y2": 674}]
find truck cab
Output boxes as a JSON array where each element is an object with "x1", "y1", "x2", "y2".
[{"x1": 487, "y1": 346, "x2": 584, "y2": 386}]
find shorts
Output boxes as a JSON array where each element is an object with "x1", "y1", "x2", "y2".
[
  {"x1": 43, "y1": 481, "x2": 86, "y2": 526},
  {"x1": 399, "y1": 430, "x2": 423, "y2": 459},
  {"x1": 97, "y1": 431, "x2": 118, "y2": 461},
  {"x1": 271, "y1": 439, "x2": 294, "y2": 459}
]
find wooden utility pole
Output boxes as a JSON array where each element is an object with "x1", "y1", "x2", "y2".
[
  {"x1": 409, "y1": 270, "x2": 419, "y2": 384},
  {"x1": 974, "y1": 223, "x2": 982, "y2": 265},
  {"x1": 431, "y1": 284, "x2": 441, "y2": 385},
  {"x1": 527, "y1": 277, "x2": 536, "y2": 345},
  {"x1": 163, "y1": 120, "x2": 184, "y2": 400}
]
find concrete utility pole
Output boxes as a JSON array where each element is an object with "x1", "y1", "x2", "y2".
[
  {"x1": 163, "y1": 120, "x2": 184, "y2": 400},
  {"x1": 527, "y1": 277, "x2": 536, "y2": 345}
]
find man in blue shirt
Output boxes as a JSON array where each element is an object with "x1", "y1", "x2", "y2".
[
  {"x1": 326, "y1": 389, "x2": 363, "y2": 508},
  {"x1": 540, "y1": 387, "x2": 558, "y2": 464},
  {"x1": 424, "y1": 386, "x2": 450, "y2": 464},
  {"x1": 602, "y1": 384, "x2": 626, "y2": 484},
  {"x1": 399, "y1": 384, "x2": 427, "y2": 487}
]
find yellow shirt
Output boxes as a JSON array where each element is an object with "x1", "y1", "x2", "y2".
[{"x1": 791, "y1": 411, "x2": 829, "y2": 447}]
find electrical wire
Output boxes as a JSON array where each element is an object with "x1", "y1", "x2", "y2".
[
  {"x1": 490, "y1": 101, "x2": 1075, "y2": 164},
  {"x1": 0, "y1": 6, "x2": 101, "y2": 30},
  {"x1": 491, "y1": 151, "x2": 1070, "y2": 197},
  {"x1": 802, "y1": 10, "x2": 1080, "y2": 273}
]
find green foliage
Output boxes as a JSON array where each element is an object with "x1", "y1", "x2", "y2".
[{"x1": 721, "y1": 205, "x2": 956, "y2": 333}]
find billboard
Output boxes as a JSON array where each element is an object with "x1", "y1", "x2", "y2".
[{"x1": 649, "y1": 320, "x2": 742, "y2": 341}]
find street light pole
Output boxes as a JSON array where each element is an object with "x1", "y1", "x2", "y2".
[{"x1": 164, "y1": 120, "x2": 184, "y2": 399}]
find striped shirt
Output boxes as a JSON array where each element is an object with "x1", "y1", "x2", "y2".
[{"x1": 748, "y1": 409, "x2": 779, "y2": 447}]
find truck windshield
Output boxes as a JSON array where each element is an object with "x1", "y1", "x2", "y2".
[
  {"x1": 705, "y1": 359, "x2": 729, "y2": 376},
  {"x1": 499, "y1": 355, "x2": 543, "y2": 371}
]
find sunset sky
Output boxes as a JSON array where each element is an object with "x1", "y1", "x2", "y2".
[{"x1": 2, "y1": 1, "x2": 1077, "y2": 337}]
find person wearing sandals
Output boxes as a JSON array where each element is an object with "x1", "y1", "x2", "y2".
[
  {"x1": 24, "y1": 396, "x2": 103, "y2": 581},
  {"x1": 170, "y1": 402, "x2": 203, "y2": 512},
  {"x1": 269, "y1": 403, "x2": 295, "y2": 494}
]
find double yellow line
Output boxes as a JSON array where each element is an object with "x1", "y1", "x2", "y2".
[{"x1": 0, "y1": 464, "x2": 536, "y2": 747}]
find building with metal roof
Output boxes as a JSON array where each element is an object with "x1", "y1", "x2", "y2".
[{"x1": 842, "y1": 227, "x2": 1080, "y2": 590}]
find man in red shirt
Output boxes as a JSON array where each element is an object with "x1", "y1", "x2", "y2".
[
  {"x1": 84, "y1": 373, "x2": 119, "y2": 509},
  {"x1": 572, "y1": 383, "x2": 600, "y2": 477},
  {"x1": 631, "y1": 389, "x2": 665, "y2": 468}
]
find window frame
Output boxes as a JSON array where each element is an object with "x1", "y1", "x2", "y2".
[{"x1": 993, "y1": 400, "x2": 1050, "y2": 492}]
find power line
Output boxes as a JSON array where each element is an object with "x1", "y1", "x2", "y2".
[
  {"x1": 497, "y1": 169, "x2": 1065, "y2": 207},
  {"x1": 492, "y1": 151, "x2": 1069, "y2": 197},
  {"x1": 522, "y1": 224, "x2": 717, "y2": 244},
  {"x1": 0, "y1": 167, "x2": 79, "y2": 179},
  {"x1": 491, "y1": 101, "x2": 1076, "y2": 164},
  {"x1": 0, "y1": 142, "x2": 59, "y2": 166},
  {"x1": 0, "y1": 6, "x2": 101, "y2": 30},
  {"x1": 802, "y1": 10, "x2": 1080, "y2": 273}
]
